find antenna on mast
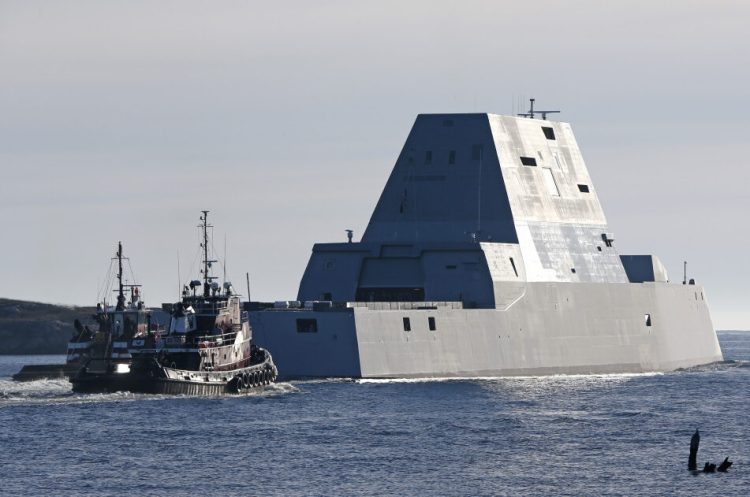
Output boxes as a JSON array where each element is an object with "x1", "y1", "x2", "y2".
[
  {"x1": 199, "y1": 210, "x2": 218, "y2": 298},
  {"x1": 115, "y1": 241, "x2": 125, "y2": 311},
  {"x1": 683, "y1": 261, "x2": 687, "y2": 285},
  {"x1": 518, "y1": 98, "x2": 560, "y2": 120}
]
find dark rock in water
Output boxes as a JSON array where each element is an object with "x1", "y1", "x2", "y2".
[
  {"x1": 688, "y1": 429, "x2": 732, "y2": 474},
  {"x1": 717, "y1": 457, "x2": 733, "y2": 472},
  {"x1": 689, "y1": 429, "x2": 700, "y2": 471}
]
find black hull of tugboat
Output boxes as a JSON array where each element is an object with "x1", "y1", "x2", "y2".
[
  {"x1": 71, "y1": 361, "x2": 277, "y2": 395},
  {"x1": 126, "y1": 359, "x2": 278, "y2": 395},
  {"x1": 70, "y1": 371, "x2": 134, "y2": 393},
  {"x1": 13, "y1": 363, "x2": 80, "y2": 382}
]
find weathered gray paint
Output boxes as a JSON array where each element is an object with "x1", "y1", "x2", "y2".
[{"x1": 251, "y1": 113, "x2": 723, "y2": 378}]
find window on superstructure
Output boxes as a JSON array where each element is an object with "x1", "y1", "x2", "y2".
[
  {"x1": 644, "y1": 314, "x2": 652, "y2": 327},
  {"x1": 448, "y1": 150, "x2": 456, "y2": 164},
  {"x1": 542, "y1": 126, "x2": 556, "y2": 140},
  {"x1": 403, "y1": 317, "x2": 411, "y2": 332},
  {"x1": 578, "y1": 184, "x2": 590, "y2": 193},
  {"x1": 428, "y1": 317, "x2": 436, "y2": 331},
  {"x1": 520, "y1": 156, "x2": 537, "y2": 166},
  {"x1": 425, "y1": 151, "x2": 432, "y2": 164},
  {"x1": 296, "y1": 319, "x2": 318, "y2": 333}
]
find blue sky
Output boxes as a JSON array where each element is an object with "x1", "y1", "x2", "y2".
[{"x1": 1, "y1": 1, "x2": 748, "y2": 328}]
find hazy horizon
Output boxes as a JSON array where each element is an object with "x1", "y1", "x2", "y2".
[{"x1": 1, "y1": 1, "x2": 748, "y2": 329}]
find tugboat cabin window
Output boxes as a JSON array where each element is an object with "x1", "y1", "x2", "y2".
[
  {"x1": 428, "y1": 317, "x2": 436, "y2": 331},
  {"x1": 403, "y1": 317, "x2": 411, "y2": 332},
  {"x1": 296, "y1": 319, "x2": 318, "y2": 333}
]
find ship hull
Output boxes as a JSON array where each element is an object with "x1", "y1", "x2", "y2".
[
  {"x1": 12, "y1": 363, "x2": 80, "y2": 382},
  {"x1": 124, "y1": 359, "x2": 277, "y2": 395},
  {"x1": 69, "y1": 370, "x2": 134, "y2": 393},
  {"x1": 71, "y1": 355, "x2": 278, "y2": 395},
  {"x1": 251, "y1": 281, "x2": 723, "y2": 379}
]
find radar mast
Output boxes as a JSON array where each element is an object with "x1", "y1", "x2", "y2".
[{"x1": 199, "y1": 210, "x2": 218, "y2": 297}]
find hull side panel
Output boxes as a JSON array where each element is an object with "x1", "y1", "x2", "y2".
[
  {"x1": 353, "y1": 282, "x2": 720, "y2": 378},
  {"x1": 253, "y1": 282, "x2": 721, "y2": 379},
  {"x1": 250, "y1": 310, "x2": 361, "y2": 378}
]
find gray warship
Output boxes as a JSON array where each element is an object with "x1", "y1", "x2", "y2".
[{"x1": 250, "y1": 102, "x2": 723, "y2": 378}]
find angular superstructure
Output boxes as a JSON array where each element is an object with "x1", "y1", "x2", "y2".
[{"x1": 250, "y1": 113, "x2": 722, "y2": 378}]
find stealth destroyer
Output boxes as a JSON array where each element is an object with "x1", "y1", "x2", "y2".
[{"x1": 250, "y1": 103, "x2": 723, "y2": 378}]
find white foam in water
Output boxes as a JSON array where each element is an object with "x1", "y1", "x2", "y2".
[
  {"x1": 260, "y1": 382, "x2": 299, "y2": 395},
  {"x1": 0, "y1": 377, "x2": 71, "y2": 397},
  {"x1": 356, "y1": 371, "x2": 663, "y2": 385},
  {"x1": 0, "y1": 377, "x2": 302, "y2": 406},
  {"x1": 0, "y1": 378, "x2": 175, "y2": 406}
]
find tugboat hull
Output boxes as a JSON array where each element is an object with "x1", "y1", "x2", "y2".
[
  {"x1": 70, "y1": 370, "x2": 134, "y2": 393},
  {"x1": 126, "y1": 354, "x2": 278, "y2": 395},
  {"x1": 126, "y1": 370, "x2": 275, "y2": 395},
  {"x1": 71, "y1": 361, "x2": 277, "y2": 395},
  {"x1": 13, "y1": 363, "x2": 80, "y2": 382}
]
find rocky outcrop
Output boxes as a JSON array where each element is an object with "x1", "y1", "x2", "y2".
[{"x1": 0, "y1": 299, "x2": 95, "y2": 354}]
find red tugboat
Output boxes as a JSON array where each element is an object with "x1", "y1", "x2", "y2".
[
  {"x1": 124, "y1": 211, "x2": 277, "y2": 395},
  {"x1": 69, "y1": 242, "x2": 153, "y2": 392}
]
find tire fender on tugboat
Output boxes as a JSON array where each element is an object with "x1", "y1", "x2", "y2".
[{"x1": 232, "y1": 375, "x2": 243, "y2": 393}]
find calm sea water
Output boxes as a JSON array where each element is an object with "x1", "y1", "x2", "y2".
[{"x1": 1, "y1": 332, "x2": 748, "y2": 497}]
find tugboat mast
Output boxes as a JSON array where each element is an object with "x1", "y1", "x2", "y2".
[
  {"x1": 115, "y1": 241, "x2": 126, "y2": 311},
  {"x1": 200, "y1": 210, "x2": 217, "y2": 298}
]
